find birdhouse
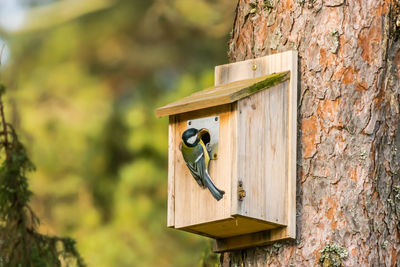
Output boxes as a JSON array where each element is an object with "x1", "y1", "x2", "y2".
[{"x1": 155, "y1": 51, "x2": 298, "y2": 252}]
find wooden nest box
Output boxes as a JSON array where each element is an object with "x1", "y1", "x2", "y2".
[{"x1": 155, "y1": 51, "x2": 298, "y2": 252}]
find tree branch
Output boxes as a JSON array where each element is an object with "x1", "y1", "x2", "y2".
[{"x1": 0, "y1": 96, "x2": 9, "y2": 160}]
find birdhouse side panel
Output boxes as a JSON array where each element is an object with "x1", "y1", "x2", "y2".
[
  {"x1": 167, "y1": 116, "x2": 177, "y2": 227},
  {"x1": 235, "y1": 80, "x2": 289, "y2": 226},
  {"x1": 173, "y1": 104, "x2": 235, "y2": 229}
]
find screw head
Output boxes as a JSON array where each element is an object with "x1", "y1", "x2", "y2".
[{"x1": 252, "y1": 63, "x2": 257, "y2": 71}]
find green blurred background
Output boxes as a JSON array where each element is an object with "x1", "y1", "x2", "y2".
[{"x1": 0, "y1": 0, "x2": 236, "y2": 266}]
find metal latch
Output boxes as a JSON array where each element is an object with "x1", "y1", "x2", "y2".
[
  {"x1": 238, "y1": 181, "x2": 246, "y2": 201},
  {"x1": 187, "y1": 116, "x2": 219, "y2": 160}
]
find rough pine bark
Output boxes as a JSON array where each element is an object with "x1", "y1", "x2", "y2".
[{"x1": 222, "y1": 0, "x2": 400, "y2": 266}]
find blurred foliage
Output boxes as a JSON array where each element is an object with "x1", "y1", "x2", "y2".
[
  {"x1": 199, "y1": 240, "x2": 220, "y2": 267},
  {"x1": 0, "y1": 0, "x2": 235, "y2": 266},
  {"x1": 0, "y1": 85, "x2": 84, "y2": 266}
]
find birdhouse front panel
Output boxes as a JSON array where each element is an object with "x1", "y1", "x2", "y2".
[
  {"x1": 171, "y1": 104, "x2": 235, "y2": 229},
  {"x1": 167, "y1": 101, "x2": 287, "y2": 239}
]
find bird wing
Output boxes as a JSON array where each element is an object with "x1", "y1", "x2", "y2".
[
  {"x1": 185, "y1": 150, "x2": 206, "y2": 188},
  {"x1": 183, "y1": 142, "x2": 224, "y2": 200}
]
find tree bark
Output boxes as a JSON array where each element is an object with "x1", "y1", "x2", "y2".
[{"x1": 223, "y1": 0, "x2": 400, "y2": 266}]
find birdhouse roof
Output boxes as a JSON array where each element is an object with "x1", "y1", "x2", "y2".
[{"x1": 155, "y1": 71, "x2": 290, "y2": 118}]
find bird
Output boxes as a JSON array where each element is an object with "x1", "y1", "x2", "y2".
[{"x1": 180, "y1": 128, "x2": 225, "y2": 201}]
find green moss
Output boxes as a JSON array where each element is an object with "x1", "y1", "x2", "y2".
[
  {"x1": 249, "y1": 2, "x2": 258, "y2": 14},
  {"x1": 263, "y1": 0, "x2": 274, "y2": 9},
  {"x1": 394, "y1": 185, "x2": 400, "y2": 200},
  {"x1": 329, "y1": 29, "x2": 339, "y2": 53},
  {"x1": 272, "y1": 242, "x2": 282, "y2": 249},
  {"x1": 319, "y1": 243, "x2": 348, "y2": 267},
  {"x1": 231, "y1": 71, "x2": 290, "y2": 100}
]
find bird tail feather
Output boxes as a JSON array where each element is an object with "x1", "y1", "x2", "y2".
[{"x1": 204, "y1": 171, "x2": 225, "y2": 201}]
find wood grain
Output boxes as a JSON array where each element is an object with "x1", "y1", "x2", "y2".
[
  {"x1": 236, "y1": 80, "x2": 289, "y2": 225},
  {"x1": 155, "y1": 72, "x2": 289, "y2": 118},
  {"x1": 213, "y1": 227, "x2": 288, "y2": 252},
  {"x1": 173, "y1": 105, "x2": 234, "y2": 228},
  {"x1": 182, "y1": 215, "x2": 281, "y2": 239},
  {"x1": 164, "y1": 51, "x2": 297, "y2": 247},
  {"x1": 213, "y1": 51, "x2": 298, "y2": 250},
  {"x1": 167, "y1": 116, "x2": 176, "y2": 227}
]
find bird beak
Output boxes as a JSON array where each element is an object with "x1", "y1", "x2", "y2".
[
  {"x1": 198, "y1": 128, "x2": 210, "y2": 137},
  {"x1": 198, "y1": 128, "x2": 211, "y2": 145}
]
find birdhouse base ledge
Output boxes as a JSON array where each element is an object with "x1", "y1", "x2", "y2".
[{"x1": 213, "y1": 227, "x2": 294, "y2": 252}]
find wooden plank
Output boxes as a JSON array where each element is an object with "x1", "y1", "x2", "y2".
[
  {"x1": 236, "y1": 81, "x2": 289, "y2": 225},
  {"x1": 287, "y1": 52, "x2": 298, "y2": 239},
  {"x1": 214, "y1": 51, "x2": 298, "y2": 250},
  {"x1": 213, "y1": 227, "x2": 288, "y2": 252},
  {"x1": 230, "y1": 103, "x2": 238, "y2": 217},
  {"x1": 173, "y1": 105, "x2": 234, "y2": 228},
  {"x1": 182, "y1": 215, "x2": 282, "y2": 239},
  {"x1": 167, "y1": 116, "x2": 176, "y2": 227},
  {"x1": 155, "y1": 72, "x2": 289, "y2": 118}
]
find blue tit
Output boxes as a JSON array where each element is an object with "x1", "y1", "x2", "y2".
[{"x1": 181, "y1": 128, "x2": 225, "y2": 201}]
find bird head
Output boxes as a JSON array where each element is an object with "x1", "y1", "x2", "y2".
[{"x1": 182, "y1": 128, "x2": 199, "y2": 147}]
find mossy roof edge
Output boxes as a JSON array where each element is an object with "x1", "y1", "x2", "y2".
[{"x1": 155, "y1": 71, "x2": 290, "y2": 118}]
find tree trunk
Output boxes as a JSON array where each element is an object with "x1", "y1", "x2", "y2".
[{"x1": 222, "y1": 0, "x2": 400, "y2": 266}]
